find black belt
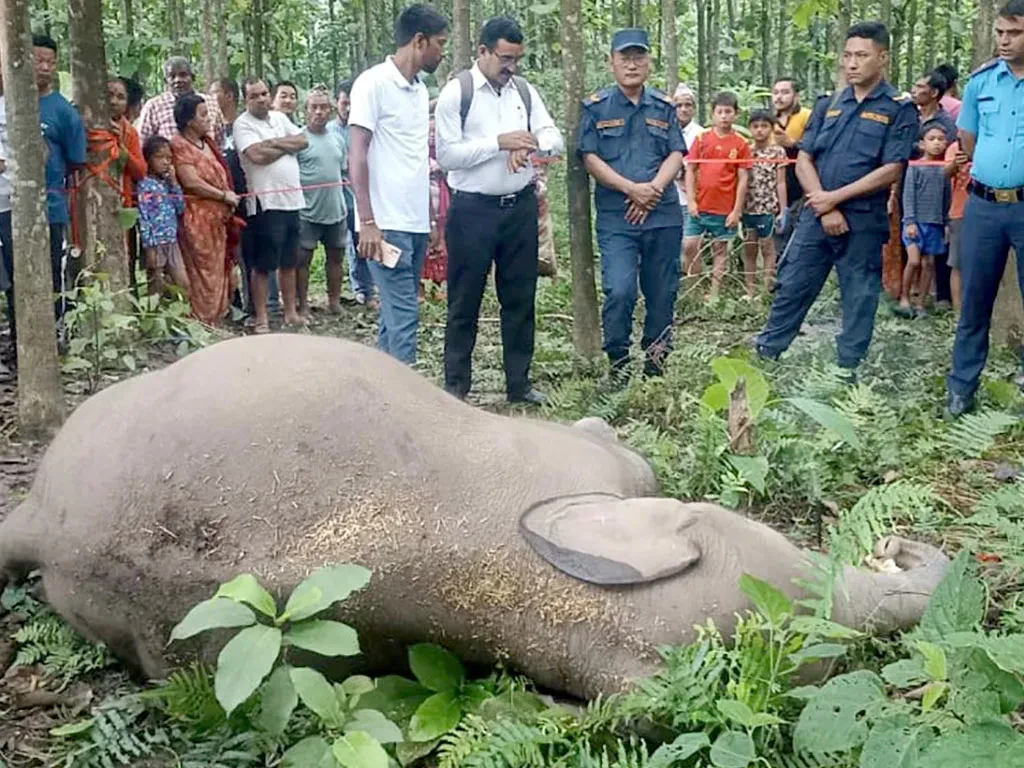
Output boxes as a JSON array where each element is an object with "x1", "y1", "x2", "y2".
[
  {"x1": 452, "y1": 185, "x2": 535, "y2": 209},
  {"x1": 968, "y1": 179, "x2": 1024, "y2": 204}
]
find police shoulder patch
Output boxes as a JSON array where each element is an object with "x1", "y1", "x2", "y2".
[
  {"x1": 891, "y1": 92, "x2": 912, "y2": 102},
  {"x1": 585, "y1": 90, "x2": 609, "y2": 105},
  {"x1": 969, "y1": 58, "x2": 1000, "y2": 78},
  {"x1": 651, "y1": 89, "x2": 674, "y2": 104}
]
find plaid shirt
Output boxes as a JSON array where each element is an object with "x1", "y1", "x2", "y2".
[{"x1": 138, "y1": 90, "x2": 225, "y2": 147}]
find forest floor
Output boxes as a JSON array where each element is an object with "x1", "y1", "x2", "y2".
[{"x1": 1, "y1": 234, "x2": 1024, "y2": 765}]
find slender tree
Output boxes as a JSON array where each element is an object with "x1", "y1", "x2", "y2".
[
  {"x1": 662, "y1": 0, "x2": 679, "y2": 94},
  {"x1": 122, "y1": 0, "x2": 134, "y2": 37},
  {"x1": 760, "y1": 0, "x2": 770, "y2": 85},
  {"x1": 0, "y1": 0, "x2": 66, "y2": 437},
  {"x1": 697, "y1": 0, "x2": 708, "y2": 122},
  {"x1": 201, "y1": 0, "x2": 217, "y2": 86},
  {"x1": 215, "y1": 0, "x2": 228, "y2": 78},
  {"x1": 561, "y1": 0, "x2": 602, "y2": 360},
  {"x1": 452, "y1": 0, "x2": 472, "y2": 72},
  {"x1": 708, "y1": 0, "x2": 720, "y2": 96},
  {"x1": 905, "y1": 0, "x2": 918, "y2": 87},
  {"x1": 776, "y1": 0, "x2": 787, "y2": 80}
]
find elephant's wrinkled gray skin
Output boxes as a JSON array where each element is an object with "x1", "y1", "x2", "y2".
[{"x1": 0, "y1": 335, "x2": 950, "y2": 700}]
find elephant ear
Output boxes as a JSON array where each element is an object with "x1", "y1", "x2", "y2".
[{"x1": 519, "y1": 493, "x2": 702, "y2": 585}]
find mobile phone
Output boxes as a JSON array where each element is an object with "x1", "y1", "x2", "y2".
[{"x1": 381, "y1": 240, "x2": 402, "y2": 269}]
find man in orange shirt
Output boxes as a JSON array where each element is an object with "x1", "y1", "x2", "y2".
[{"x1": 683, "y1": 91, "x2": 751, "y2": 299}]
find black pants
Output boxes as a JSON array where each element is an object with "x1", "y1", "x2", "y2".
[
  {"x1": 935, "y1": 250, "x2": 952, "y2": 304},
  {"x1": 444, "y1": 187, "x2": 539, "y2": 398},
  {"x1": 2, "y1": 217, "x2": 67, "y2": 345}
]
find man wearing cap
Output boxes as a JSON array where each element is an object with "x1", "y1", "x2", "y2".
[{"x1": 578, "y1": 28, "x2": 685, "y2": 386}]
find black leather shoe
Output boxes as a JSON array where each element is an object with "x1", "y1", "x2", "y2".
[
  {"x1": 508, "y1": 388, "x2": 547, "y2": 406},
  {"x1": 839, "y1": 367, "x2": 858, "y2": 386},
  {"x1": 755, "y1": 344, "x2": 780, "y2": 361},
  {"x1": 946, "y1": 392, "x2": 975, "y2": 418}
]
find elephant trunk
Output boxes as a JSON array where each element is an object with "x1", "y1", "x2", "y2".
[{"x1": 831, "y1": 538, "x2": 951, "y2": 635}]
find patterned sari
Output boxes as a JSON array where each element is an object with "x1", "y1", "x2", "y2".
[{"x1": 170, "y1": 134, "x2": 233, "y2": 325}]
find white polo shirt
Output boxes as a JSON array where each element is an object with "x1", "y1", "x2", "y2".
[
  {"x1": 349, "y1": 57, "x2": 430, "y2": 234},
  {"x1": 233, "y1": 109, "x2": 305, "y2": 217}
]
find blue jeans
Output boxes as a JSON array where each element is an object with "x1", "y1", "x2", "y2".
[
  {"x1": 948, "y1": 195, "x2": 1024, "y2": 397},
  {"x1": 597, "y1": 225, "x2": 683, "y2": 368},
  {"x1": 368, "y1": 230, "x2": 428, "y2": 365},
  {"x1": 757, "y1": 207, "x2": 887, "y2": 368},
  {"x1": 347, "y1": 237, "x2": 375, "y2": 298}
]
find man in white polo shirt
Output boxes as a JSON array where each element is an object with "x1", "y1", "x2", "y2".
[
  {"x1": 234, "y1": 77, "x2": 308, "y2": 332},
  {"x1": 349, "y1": 4, "x2": 449, "y2": 365},
  {"x1": 435, "y1": 16, "x2": 563, "y2": 404}
]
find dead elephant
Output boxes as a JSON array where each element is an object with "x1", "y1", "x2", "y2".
[{"x1": 0, "y1": 335, "x2": 950, "y2": 700}]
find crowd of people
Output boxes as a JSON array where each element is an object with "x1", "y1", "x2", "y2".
[{"x1": 0, "y1": 1, "x2": 1020, "y2": 415}]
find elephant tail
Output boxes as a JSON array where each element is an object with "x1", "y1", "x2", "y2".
[{"x1": 0, "y1": 497, "x2": 45, "y2": 591}]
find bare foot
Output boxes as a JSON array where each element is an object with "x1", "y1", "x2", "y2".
[{"x1": 328, "y1": 303, "x2": 342, "y2": 315}]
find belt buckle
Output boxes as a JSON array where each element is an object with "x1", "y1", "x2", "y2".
[
  {"x1": 994, "y1": 188, "x2": 1019, "y2": 204},
  {"x1": 498, "y1": 193, "x2": 517, "y2": 208}
]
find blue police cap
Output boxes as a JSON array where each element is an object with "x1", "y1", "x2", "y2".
[{"x1": 611, "y1": 28, "x2": 650, "y2": 52}]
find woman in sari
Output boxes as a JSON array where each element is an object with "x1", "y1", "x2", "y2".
[
  {"x1": 423, "y1": 112, "x2": 450, "y2": 295},
  {"x1": 170, "y1": 93, "x2": 239, "y2": 326}
]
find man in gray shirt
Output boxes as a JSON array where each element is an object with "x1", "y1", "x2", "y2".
[{"x1": 297, "y1": 87, "x2": 349, "y2": 317}]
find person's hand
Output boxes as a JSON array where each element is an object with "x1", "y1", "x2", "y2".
[
  {"x1": 775, "y1": 212, "x2": 785, "y2": 231},
  {"x1": 507, "y1": 148, "x2": 532, "y2": 174},
  {"x1": 625, "y1": 201, "x2": 650, "y2": 226},
  {"x1": 906, "y1": 222, "x2": 919, "y2": 239},
  {"x1": 773, "y1": 126, "x2": 796, "y2": 148},
  {"x1": 429, "y1": 220, "x2": 440, "y2": 249},
  {"x1": 820, "y1": 209, "x2": 849, "y2": 236},
  {"x1": 359, "y1": 222, "x2": 384, "y2": 262},
  {"x1": 725, "y1": 210, "x2": 741, "y2": 230},
  {"x1": 887, "y1": 193, "x2": 896, "y2": 215},
  {"x1": 954, "y1": 150, "x2": 969, "y2": 168},
  {"x1": 627, "y1": 181, "x2": 663, "y2": 210},
  {"x1": 497, "y1": 131, "x2": 538, "y2": 152},
  {"x1": 688, "y1": 201, "x2": 699, "y2": 219},
  {"x1": 167, "y1": 166, "x2": 178, "y2": 185},
  {"x1": 222, "y1": 190, "x2": 240, "y2": 208},
  {"x1": 807, "y1": 189, "x2": 839, "y2": 216},
  {"x1": 945, "y1": 225, "x2": 951, "y2": 244}
]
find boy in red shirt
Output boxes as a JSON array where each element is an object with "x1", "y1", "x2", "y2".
[
  {"x1": 683, "y1": 91, "x2": 752, "y2": 299},
  {"x1": 944, "y1": 138, "x2": 970, "y2": 314}
]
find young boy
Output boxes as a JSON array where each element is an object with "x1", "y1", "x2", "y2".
[
  {"x1": 137, "y1": 136, "x2": 189, "y2": 299},
  {"x1": 944, "y1": 136, "x2": 970, "y2": 314},
  {"x1": 742, "y1": 109, "x2": 787, "y2": 298},
  {"x1": 684, "y1": 91, "x2": 751, "y2": 299},
  {"x1": 898, "y1": 121, "x2": 951, "y2": 317}
]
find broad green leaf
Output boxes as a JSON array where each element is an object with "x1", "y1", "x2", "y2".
[
  {"x1": 281, "y1": 735, "x2": 331, "y2": 768},
  {"x1": 214, "y1": 573, "x2": 278, "y2": 618},
  {"x1": 650, "y1": 732, "x2": 711, "y2": 767},
  {"x1": 258, "y1": 665, "x2": 297, "y2": 736},
  {"x1": 701, "y1": 382, "x2": 730, "y2": 412},
  {"x1": 461, "y1": 682, "x2": 492, "y2": 714},
  {"x1": 214, "y1": 624, "x2": 282, "y2": 716},
  {"x1": 787, "y1": 397, "x2": 862, "y2": 448},
  {"x1": 716, "y1": 699, "x2": 755, "y2": 727},
  {"x1": 332, "y1": 731, "x2": 389, "y2": 768},
  {"x1": 921, "y1": 681, "x2": 949, "y2": 712},
  {"x1": 345, "y1": 708, "x2": 405, "y2": 744},
  {"x1": 710, "y1": 357, "x2": 770, "y2": 417},
  {"x1": 341, "y1": 675, "x2": 376, "y2": 696},
  {"x1": 915, "y1": 551, "x2": 984, "y2": 642},
  {"x1": 793, "y1": 670, "x2": 885, "y2": 754},
  {"x1": 748, "y1": 712, "x2": 785, "y2": 727},
  {"x1": 739, "y1": 573, "x2": 792, "y2": 625},
  {"x1": 118, "y1": 207, "x2": 139, "y2": 231},
  {"x1": 977, "y1": 635, "x2": 1024, "y2": 676},
  {"x1": 285, "y1": 620, "x2": 361, "y2": 657},
  {"x1": 168, "y1": 598, "x2": 256, "y2": 642},
  {"x1": 726, "y1": 454, "x2": 769, "y2": 494},
  {"x1": 357, "y1": 675, "x2": 431, "y2": 722},
  {"x1": 396, "y1": 739, "x2": 440, "y2": 766},
  {"x1": 917, "y1": 641, "x2": 948, "y2": 681},
  {"x1": 859, "y1": 715, "x2": 933, "y2": 768},
  {"x1": 882, "y1": 658, "x2": 928, "y2": 688},
  {"x1": 290, "y1": 666, "x2": 343, "y2": 726},
  {"x1": 919, "y1": 719, "x2": 1024, "y2": 766},
  {"x1": 50, "y1": 719, "x2": 95, "y2": 736},
  {"x1": 789, "y1": 642, "x2": 848, "y2": 666},
  {"x1": 709, "y1": 730, "x2": 755, "y2": 768},
  {"x1": 283, "y1": 564, "x2": 372, "y2": 622},
  {"x1": 408, "y1": 690, "x2": 462, "y2": 742},
  {"x1": 408, "y1": 643, "x2": 465, "y2": 692},
  {"x1": 789, "y1": 616, "x2": 863, "y2": 640}
]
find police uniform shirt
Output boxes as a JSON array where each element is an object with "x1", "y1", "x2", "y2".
[
  {"x1": 799, "y1": 80, "x2": 917, "y2": 232},
  {"x1": 957, "y1": 59, "x2": 1024, "y2": 190},
  {"x1": 578, "y1": 86, "x2": 686, "y2": 230}
]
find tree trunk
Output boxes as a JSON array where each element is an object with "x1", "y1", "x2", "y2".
[
  {"x1": 452, "y1": 0, "x2": 472, "y2": 72},
  {"x1": 697, "y1": 0, "x2": 707, "y2": 124},
  {"x1": 775, "y1": 0, "x2": 786, "y2": 80},
  {"x1": 361, "y1": 0, "x2": 374, "y2": 69},
  {"x1": 252, "y1": 0, "x2": 265, "y2": 78},
  {"x1": 880, "y1": 0, "x2": 891, "y2": 28},
  {"x1": 0, "y1": 0, "x2": 66, "y2": 438},
  {"x1": 123, "y1": 0, "x2": 134, "y2": 36},
  {"x1": 561, "y1": 0, "x2": 602, "y2": 361},
  {"x1": 837, "y1": 0, "x2": 851, "y2": 49},
  {"x1": 924, "y1": 2, "x2": 935, "y2": 69},
  {"x1": 905, "y1": 0, "x2": 917, "y2": 87},
  {"x1": 201, "y1": 0, "x2": 216, "y2": 87},
  {"x1": 972, "y1": 0, "x2": 996, "y2": 67},
  {"x1": 68, "y1": 0, "x2": 129, "y2": 293},
  {"x1": 328, "y1": 0, "x2": 339, "y2": 89},
  {"x1": 708, "y1": 0, "x2": 720, "y2": 97},
  {"x1": 759, "y1": 0, "x2": 769, "y2": 86},
  {"x1": 662, "y1": 0, "x2": 678, "y2": 94},
  {"x1": 215, "y1": 0, "x2": 228, "y2": 78}
]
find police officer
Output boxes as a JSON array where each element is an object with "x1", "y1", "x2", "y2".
[
  {"x1": 946, "y1": 0, "x2": 1024, "y2": 416},
  {"x1": 755, "y1": 21, "x2": 916, "y2": 377},
  {"x1": 578, "y1": 28, "x2": 686, "y2": 384}
]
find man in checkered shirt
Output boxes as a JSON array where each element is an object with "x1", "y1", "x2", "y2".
[{"x1": 138, "y1": 56, "x2": 225, "y2": 147}]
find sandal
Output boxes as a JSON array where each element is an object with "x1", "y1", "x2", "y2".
[{"x1": 253, "y1": 322, "x2": 270, "y2": 335}]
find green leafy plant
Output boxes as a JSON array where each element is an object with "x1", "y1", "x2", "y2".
[{"x1": 12, "y1": 610, "x2": 114, "y2": 681}]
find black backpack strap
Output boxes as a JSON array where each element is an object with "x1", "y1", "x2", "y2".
[
  {"x1": 512, "y1": 76, "x2": 532, "y2": 132},
  {"x1": 457, "y1": 69, "x2": 474, "y2": 131}
]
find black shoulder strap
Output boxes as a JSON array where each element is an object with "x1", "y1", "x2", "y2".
[
  {"x1": 512, "y1": 76, "x2": 532, "y2": 132},
  {"x1": 457, "y1": 69, "x2": 474, "y2": 131}
]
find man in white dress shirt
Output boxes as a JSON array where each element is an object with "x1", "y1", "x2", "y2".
[{"x1": 435, "y1": 16, "x2": 563, "y2": 404}]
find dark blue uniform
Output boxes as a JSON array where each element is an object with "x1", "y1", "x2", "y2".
[
  {"x1": 947, "y1": 58, "x2": 1024, "y2": 412},
  {"x1": 578, "y1": 85, "x2": 686, "y2": 372},
  {"x1": 756, "y1": 80, "x2": 917, "y2": 369}
]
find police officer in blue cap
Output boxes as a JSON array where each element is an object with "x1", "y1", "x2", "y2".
[
  {"x1": 945, "y1": 0, "x2": 1024, "y2": 416},
  {"x1": 755, "y1": 21, "x2": 917, "y2": 378},
  {"x1": 578, "y1": 28, "x2": 686, "y2": 384}
]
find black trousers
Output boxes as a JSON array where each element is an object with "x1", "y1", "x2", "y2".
[
  {"x1": 2, "y1": 216, "x2": 68, "y2": 345},
  {"x1": 444, "y1": 187, "x2": 539, "y2": 398}
]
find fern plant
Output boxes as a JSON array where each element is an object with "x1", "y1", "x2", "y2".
[
  {"x1": 12, "y1": 610, "x2": 114, "y2": 681},
  {"x1": 48, "y1": 697, "x2": 172, "y2": 768}
]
